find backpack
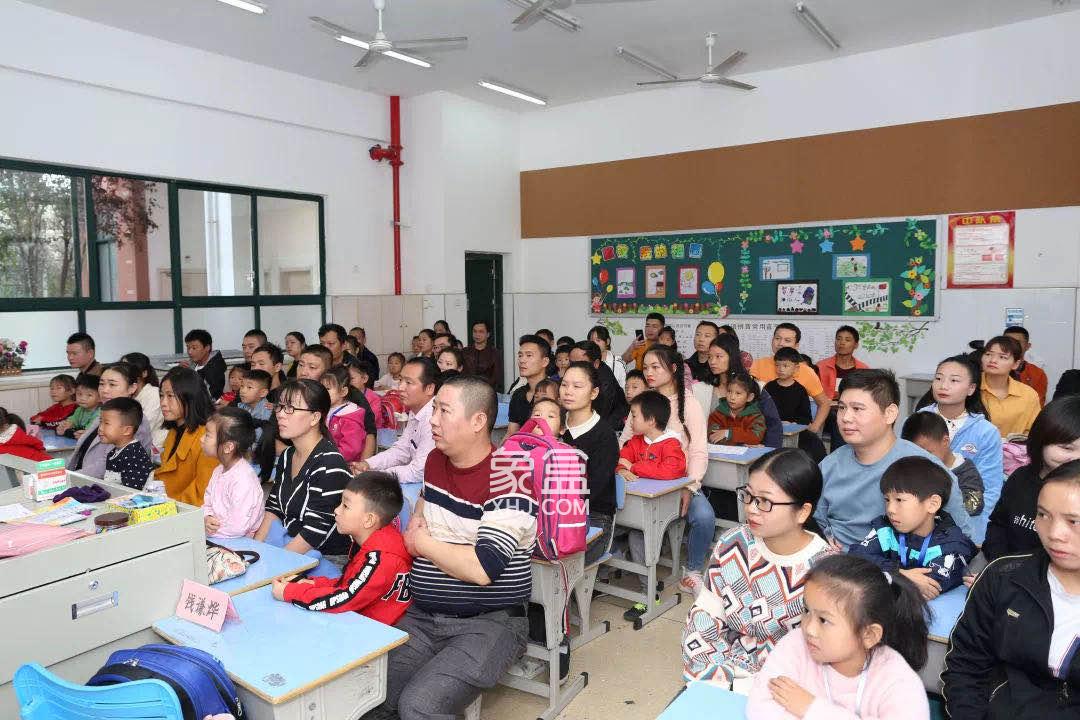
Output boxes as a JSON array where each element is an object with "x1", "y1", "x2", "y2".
[
  {"x1": 373, "y1": 392, "x2": 398, "y2": 430},
  {"x1": 88, "y1": 644, "x2": 243, "y2": 720},
  {"x1": 381, "y1": 390, "x2": 407, "y2": 420},
  {"x1": 497, "y1": 417, "x2": 587, "y2": 561}
]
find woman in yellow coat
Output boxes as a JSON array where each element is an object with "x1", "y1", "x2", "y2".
[{"x1": 158, "y1": 366, "x2": 218, "y2": 506}]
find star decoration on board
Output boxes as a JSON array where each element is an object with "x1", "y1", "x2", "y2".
[
  {"x1": 790, "y1": 238, "x2": 804, "y2": 254},
  {"x1": 591, "y1": 252, "x2": 602, "y2": 265},
  {"x1": 850, "y1": 236, "x2": 866, "y2": 251},
  {"x1": 818, "y1": 239, "x2": 834, "y2": 253}
]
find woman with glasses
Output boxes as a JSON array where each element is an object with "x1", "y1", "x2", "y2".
[
  {"x1": 254, "y1": 379, "x2": 354, "y2": 578},
  {"x1": 680, "y1": 448, "x2": 833, "y2": 693}
]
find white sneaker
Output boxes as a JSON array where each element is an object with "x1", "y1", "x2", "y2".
[{"x1": 678, "y1": 570, "x2": 704, "y2": 597}]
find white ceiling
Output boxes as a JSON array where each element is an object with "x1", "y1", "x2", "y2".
[{"x1": 18, "y1": 0, "x2": 1074, "y2": 110}]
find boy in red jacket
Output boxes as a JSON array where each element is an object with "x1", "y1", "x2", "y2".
[
  {"x1": 30, "y1": 374, "x2": 77, "y2": 429},
  {"x1": 272, "y1": 471, "x2": 412, "y2": 625},
  {"x1": 618, "y1": 390, "x2": 687, "y2": 481}
]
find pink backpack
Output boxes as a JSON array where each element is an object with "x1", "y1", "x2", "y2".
[{"x1": 495, "y1": 417, "x2": 588, "y2": 561}]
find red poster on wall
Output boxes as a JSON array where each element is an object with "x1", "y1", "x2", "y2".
[{"x1": 947, "y1": 211, "x2": 1015, "y2": 289}]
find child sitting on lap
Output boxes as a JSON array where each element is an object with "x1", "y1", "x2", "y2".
[
  {"x1": 237, "y1": 369, "x2": 273, "y2": 442},
  {"x1": 202, "y1": 407, "x2": 264, "y2": 539},
  {"x1": 100, "y1": 398, "x2": 155, "y2": 490},
  {"x1": 708, "y1": 371, "x2": 767, "y2": 446},
  {"x1": 272, "y1": 471, "x2": 412, "y2": 625},
  {"x1": 618, "y1": 390, "x2": 687, "y2": 481},
  {"x1": 848, "y1": 456, "x2": 976, "y2": 599}
]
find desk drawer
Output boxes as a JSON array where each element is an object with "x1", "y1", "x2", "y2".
[{"x1": 0, "y1": 543, "x2": 193, "y2": 684}]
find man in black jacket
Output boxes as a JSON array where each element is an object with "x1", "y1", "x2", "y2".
[
  {"x1": 570, "y1": 340, "x2": 628, "y2": 432},
  {"x1": 184, "y1": 328, "x2": 226, "y2": 401}
]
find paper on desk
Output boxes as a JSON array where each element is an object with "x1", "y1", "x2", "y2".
[
  {"x1": 0, "y1": 504, "x2": 33, "y2": 522},
  {"x1": 708, "y1": 444, "x2": 749, "y2": 456},
  {"x1": 18, "y1": 498, "x2": 93, "y2": 526}
]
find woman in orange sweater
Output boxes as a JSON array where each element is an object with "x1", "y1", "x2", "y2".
[{"x1": 157, "y1": 366, "x2": 218, "y2": 506}]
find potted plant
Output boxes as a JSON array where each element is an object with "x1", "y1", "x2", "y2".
[{"x1": 0, "y1": 338, "x2": 28, "y2": 375}]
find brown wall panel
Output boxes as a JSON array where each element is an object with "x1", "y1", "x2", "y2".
[{"x1": 520, "y1": 102, "x2": 1080, "y2": 238}]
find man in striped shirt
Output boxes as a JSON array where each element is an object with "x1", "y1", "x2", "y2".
[{"x1": 371, "y1": 375, "x2": 538, "y2": 720}]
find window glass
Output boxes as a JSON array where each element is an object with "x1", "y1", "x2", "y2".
[
  {"x1": 256, "y1": 196, "x2": 320, "y2": 295},
  {"x1": 92, "y1": 177, "x2": 171, "y2": 301},
  {"x1": 177, "y1": 189, "x2": 253, "y2": 297}
]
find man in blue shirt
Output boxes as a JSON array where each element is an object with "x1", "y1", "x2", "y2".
[{"x1": 815, "y1": 369, "x2": 975, "y2": 550}]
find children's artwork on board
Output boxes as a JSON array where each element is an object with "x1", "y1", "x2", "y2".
[
  {"x1": 760, "y1": 256, "x2": 794, "y2": 281},
  {"x1": 833, "y1": 254, "x2": 870, "y2": 279},
  {"x1": 616, "y1": 267, "x2": 636, "y2": 299},
  {"x1": 678, "y1": 267, "x2": 699, "y2": 298},
  {"x1": 843, "y1": 279, "x2": 892, "y2": 316},
  {"x1": 645, "y1": 265, "x2": 666, "y2": 299},
  {"x1": 776, "y1": 282, "x2": 818, "y2": 314}
]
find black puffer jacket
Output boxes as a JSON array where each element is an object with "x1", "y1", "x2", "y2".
[
  {"x1": 941, "y1": 549, "x2": 1080, "y2": 719},
  {"x1": 982, "y1": 465, "x2": 1042, "y2": 561}
]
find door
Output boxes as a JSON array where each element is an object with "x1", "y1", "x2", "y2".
[{"x1": 465, "y1": 253, "x2": 504, "y2": 391}]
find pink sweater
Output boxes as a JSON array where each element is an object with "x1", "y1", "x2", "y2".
[
  {"x1": 620, "y1": 388, "x2": 707, "y2": 491},
  {"x1": 203, "y1": 461, "x2": 264, "y2": 539},
  {"x1": 747, "y1": 632, "x2": 928, "y2": 720}
]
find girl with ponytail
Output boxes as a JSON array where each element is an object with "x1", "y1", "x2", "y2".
[
  {"x1": 682, "y1": 448, "x2": 833, "y2": 690},
  {"x1": 748, "y1": 554, "x2": 930, "y2": 719},
  {"x1": 621, "y1": 344, "x2": 712, "y2": 594}
]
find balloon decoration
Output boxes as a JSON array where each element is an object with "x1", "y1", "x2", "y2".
[
  {"x1": 707, "y1": 261, "x2": 725, "y2": 285},
  {"x1": 605, "y1": 284, "x2": 614, "y2": 293},
  {"x1": 599, "y1": 269, "x2": 609, "y2": 284}
]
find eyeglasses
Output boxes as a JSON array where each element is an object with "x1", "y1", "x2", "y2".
[
  {"x1": 274, "y1": 403, "x2": 316, "y2": 416},
  {"x1": 737, "y1": 487, "x2": 803, "y2": 513}
]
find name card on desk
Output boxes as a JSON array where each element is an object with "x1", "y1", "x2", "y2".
[
  {"x1": 707, "y1": 444, "x2": 749, "y2": 456},
  {"x1": 176, "y1": 579, "x2": 239, "y2": 632}
]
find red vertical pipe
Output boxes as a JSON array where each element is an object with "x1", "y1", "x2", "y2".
[{"x1": 390, "y1": 95, "x2": 402, "y2": 295}]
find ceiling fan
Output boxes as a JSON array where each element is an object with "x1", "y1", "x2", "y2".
[
  {"x1": 509, "y1": 0, "x2": 653, "y2": 32},
  {"x1": 310, "y1": 0, "x2": 467, "y2": 70},
  {"x1": 635, "y1": 33, "x2": 756, "y2": 90}
]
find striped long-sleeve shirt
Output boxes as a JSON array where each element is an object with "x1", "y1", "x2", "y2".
[
  {"x1": 265, "y1": 437, "x2": 352, "y2": 556},
  {"x1": 410, "y1": 448, "x2": 538, "y2": 615}
]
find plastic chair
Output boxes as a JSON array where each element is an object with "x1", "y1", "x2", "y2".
[{"x1": 14, "y1": 663, "x2": 183, "y2": 720}]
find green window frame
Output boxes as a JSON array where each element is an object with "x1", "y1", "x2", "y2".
[{"x1": 0, "y1": 157, "x2": 327, "y2": 369}]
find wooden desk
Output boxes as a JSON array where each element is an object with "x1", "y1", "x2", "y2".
[
  {"x1": 781, "y1": 422, "x2": 808, "y2": 448},
  {"x1": 211, "y1": 536, "x2": 318, "y2": 596},
  {"x1": 154, "y1": 586, "x2": 408, "y2": 720},
  {"x1": 597, "y1": 477, "x2": 692, "y2": 630},
  {"x1": 921, "y1": 586, "x2": 967, "y2": 694},
  {"x1": 659, "y1": 682, "x2": 747, "y2": 719}
]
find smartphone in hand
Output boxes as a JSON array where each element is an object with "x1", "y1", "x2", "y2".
[{"x1": 635, "y1": 329, "x2": 644, "y2": 342}]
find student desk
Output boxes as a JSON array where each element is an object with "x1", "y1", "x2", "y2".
[
  {"x1": 782, "y1": 422, "x2": 808, "y2": 448},
  {"x1": 659, "y1": 682, "x2": 747, "y2": 719},
  {"x1": 211, "y1": 536, "x2": 318, "y2": 596},
  {"x1": 491, "y1": 401, "x2": 510, "y2": 445},
  {"x1": 153, "y1": 586, "x2": 408, "y2": 720},
  {"x1": 40, "y1": 428, "x2": 77, "y2": 462},
  {"x1": 596, "y1": 477, "x2": 692, "y2": 630},
  {"x1": 501, "y1": 526, "x2": 604, "y2": 720},
  {"x1": 376, "y1": 426, "x2": 400, "y2": 450},
  {"x1": 702, "y1": 446, "x2": 773, "y2": 527},
  {"x1": 921, "y1": 585, "x2": 967, "y2": 694}
]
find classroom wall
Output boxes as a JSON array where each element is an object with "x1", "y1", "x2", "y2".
[{"x1": 510, "y1": 10, "x2": 1080, "y2": 391}]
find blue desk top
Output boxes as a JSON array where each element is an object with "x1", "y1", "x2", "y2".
[
  {"x1": 624, "y1": 476, "x2": 693, "y2": 498},
  {"x1": 377, "y1": 427, "x2": 400, "y2": 448},
  {"x1": 495, "y1": 401, "x2": 509, "y2": 430},
  {"x1": 211, "y1": 537, "x2": 318, "y2": 596},
  {"x1": 782, "y1": 422, "x2": 808, "y2": 435},
  {"x1": 928, "y1": 586, "x2": 967, "y2": 642},
  {"x1": 707, "y1": 446, "x2": 772, "y2": 464},
  {"x1": 154, "y1": 586, "x2": 408, "y2": 704},
  {"x1": 40, "y1": 429, "x2": 77, "y2": 451},
  {"x1": 659, "y1": 682, "x2": 747, "y2": 719}
]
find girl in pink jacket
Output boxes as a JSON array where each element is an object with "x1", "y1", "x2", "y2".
[
  {"x1": 201, "y1": 407, "x2": 264, "y2": 539},
  {"x1": 747, "y1": 554, "x2": 930, "y2": 720},
  {"x1": 321, "y1": 367, "x2": 371, "y2": 464}
]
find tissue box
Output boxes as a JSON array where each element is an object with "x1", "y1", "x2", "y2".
[
  {"x1": 106, "y1": 493, "x2": 177, "y2": 525},
  {"x1": 23, "y1": 458, "x2": 68, "y2": 502}
]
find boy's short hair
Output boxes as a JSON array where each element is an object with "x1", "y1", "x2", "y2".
[
  {"x1": 50, "y1": 374, "x2": 76, "y2": 393},
  {"x1": 839, "y1": 369, "x2": 900, "y2": 412},
  {"x1": 321, "y1": 365, "x2": 351, "y2": 391},
  {"x1": 728, "y1": 371, "x2": 758, "y2": 397},
  {"x1": 101, "y1": 396, "x2": 143, "y2": 430},
  {"x1": 836, "y1": 325, "x2": 860, "y2": 343},
  {"x1": 75, "y1": 373, "x2": 100, "y2": 392},
  {"x1": 625, "y1": 369, "x2": 646, "y2": 386},
  {"x1": 253, "y1": 343, "x2": 284, "y2": 366},
  {"x1": 347, "y1": 471, "x2": 405, "y2": 526},
  {"x1": 1004, "y1": 325, "x2": 1030, "y2": 342},
  {"x1": 775, "y1": 322, "x2": 802, "y2": 343},
  {"x1": 555, "y1": 344, "x2": 572, "y2": 357},
  {"x1": 66, "y1": 332, "x2": 95, "y2": 351},
  {"x1": 900, "y1": 411, "x2": 949, "y2": 443},
  {"x1": 300, "y1": 344, "x2": 333, "y2": 369},
  {"x1": 631, "y1": 390, "x2": 671, "y2": 429},
  {"x1": 184, "y1": 329, "x2": 213, "y2": 347},
  {"x1": 774, "y1": 346, "x2": 802, "y2": 364},
  {"x1": 879, "y1": 456, "x2": 951, "y2": 505},
  {"x1": 246, "y1": 369, "x2": 273, "y2": 391},
  {"x1": 387, "y1": 352, "x2": 406, "y2": 365}
]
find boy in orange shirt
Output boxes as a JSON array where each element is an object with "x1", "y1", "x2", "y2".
[
  {"x1": 618, "y1": 390, "x2": 687, "y2": 481},
  {"x1": 1004, "y1": 326, "x2": 1048, "y2": 405}
]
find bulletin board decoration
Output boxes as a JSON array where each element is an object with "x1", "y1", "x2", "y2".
[
  {"x1": 589, "y1": 217, "x2": 938, "y2": 319},
  {"x1": 946, "y1": 211, "x2": 1015, "y2": 289}
]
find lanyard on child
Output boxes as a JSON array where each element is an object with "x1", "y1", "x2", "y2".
[
  {"x1": 822, "y1": 658, "x2": 870, "y2": 718},
  {"x1": 897, "y1": 533, "x2": 932, "y2": 568}
]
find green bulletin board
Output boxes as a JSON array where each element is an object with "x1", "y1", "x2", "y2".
[{"x1": 589, "y1": 218, "x2": 937, "y2": 320}]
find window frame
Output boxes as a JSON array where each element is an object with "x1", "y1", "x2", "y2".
[{"x1": 0, "y1": 157, "x2": 327, "y2": 369}]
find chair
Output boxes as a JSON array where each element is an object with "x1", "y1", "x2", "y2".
[{"x1": 14, "y1": 663, "x2": 183, "y2": 720}]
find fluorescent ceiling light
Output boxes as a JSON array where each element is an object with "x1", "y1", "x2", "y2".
[
  {"x1": 478, "y1": 80, "x2": 547, "y2": 106},
  {"x1": 336, "y1": 34, "x2": 370, "y2": 49},
  {"x1": 383, "y1": 51, "x2": 431, "y2": 68},
  {"x1": 615, "y1": 47, "x2": 677, "y2": 81},
  {"x1": 215, "y1": 0, "x2": 265, "y2": 14},
  {"x1": 504, "y1": 0, "x2": 581, "y2": 32},
  {"x1": 795, "y1": 2, "x2": 840, "y2": 50}
]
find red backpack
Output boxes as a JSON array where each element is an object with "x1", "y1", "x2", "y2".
[{"x1": 495, "y1": 418, "x2": 588, "y2": 561}]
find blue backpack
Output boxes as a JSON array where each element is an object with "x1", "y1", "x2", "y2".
[{"x1": 88, "y1": 644, "x2": 243, "y2": 720}]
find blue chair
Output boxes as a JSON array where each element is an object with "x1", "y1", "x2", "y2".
[{"x1": 14, "y1": 663, "x2": 183, "y2": 720}]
